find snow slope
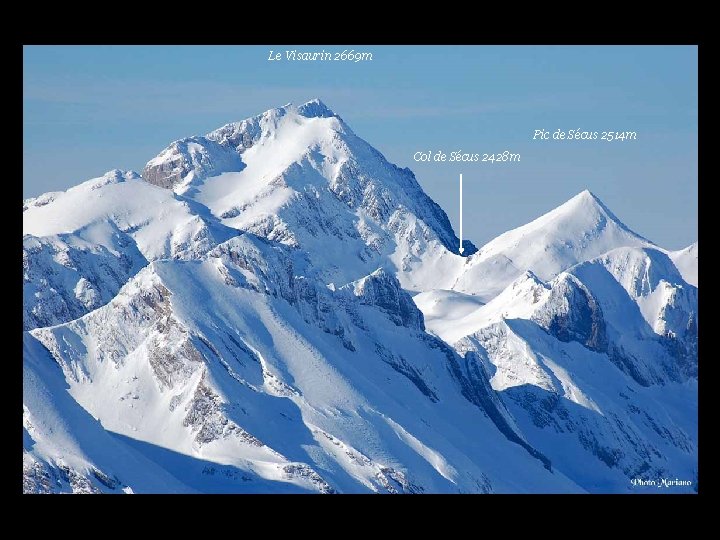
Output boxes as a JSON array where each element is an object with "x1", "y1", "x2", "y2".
[
  {"x1": 23, "y1": 333, "x2": 193, "y2": 494},
  {"x1": 669, "y1": 242, "x2": 698, "y2": 286},
  {"x1": 26, "y1": 234, "x2": 580, "y2": 493},
  {"x1": 23, "y1": 169, "x2": 237, "y2": 330},
  {"x1": 452, "y1": 190, "x2": 653, "y2": 301}
]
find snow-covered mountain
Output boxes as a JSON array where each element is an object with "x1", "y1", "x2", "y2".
[
  {"x1": 23, "y1": 169, "x2": 236, "y2": 330},
  {"x1": 142, "y1": 99, "x2": 476, "y2": 290},
  {"x1": 416, "y1": 194, "x2": 698, "y2": 493},
  {"x1": 450, "y1": 190, "x2": 653, "y2": 301},
  {"x1": 23, "y1": 99, "x2": 697, "y2": 493}
]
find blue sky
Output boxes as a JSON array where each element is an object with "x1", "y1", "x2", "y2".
[{"x1": 23, "y1": 45, "x2": 697, "y2": 249}]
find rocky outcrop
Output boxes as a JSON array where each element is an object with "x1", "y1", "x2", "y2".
[
  {"x1": 142, "y1": 136, "x2": 243, "y2": 192},
  {"x1": 533, "y1": 273, "x2": 607, "y2": 352},
  {"x1": 345, "y1": 268, "x2": 425, "y2": 330},
  {"x1": 23, "y1": 230, "x2": 146, "y2": 330}
]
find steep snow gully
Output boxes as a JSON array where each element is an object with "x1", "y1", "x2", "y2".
[{"x1": 23, "y1": 100, "x2": 697, "y2": 494}]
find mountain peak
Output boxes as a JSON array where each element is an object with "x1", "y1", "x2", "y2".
[
  {"x1": 563, "y1": 189, "x2": 605, "y2": 212},
  {"x1": 297, "y1": 98, "x2": 335, "y2": 118},
  {"x1": 575, "y1": 188, "x2": 598, "y2": 202},
  {"x1": 547, "y1": 189, "x2": 649, "y2": 242},
  {"x1": 142, "y1": 101, "x2": 340, "y2": 193},
  {"x1": 259, "y1": 99, "x2": 335, "y2": 120},
  {"x1": 555, "y1": 189, "x2": 612, "y2": 221},
  {"x1": 454, "y1": 188, "x2": 653, "y2": 297},
  {"x1": 140, "y1": 99, "x2": 469, "y2": 287}
]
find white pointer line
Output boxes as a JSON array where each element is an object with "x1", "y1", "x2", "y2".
[{"x1": 459, "y1": 173, "x2": 464, "y2": 254}]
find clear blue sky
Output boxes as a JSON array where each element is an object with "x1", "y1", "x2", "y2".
[{"x1": 23, "y1": 45, "x2": 697, "y2": 249}]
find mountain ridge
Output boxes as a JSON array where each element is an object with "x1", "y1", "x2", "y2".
[
  {"x1": 450, "y1": 188, "x2": 656, "y2": 301},
  {"x1": 22, "y1": 99, "x2": 697, "y2": 494}
]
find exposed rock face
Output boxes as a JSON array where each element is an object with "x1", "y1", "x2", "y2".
[
  {"x1": 142, "y1": 136, "x2": 243, "y2": 192},
  {"x1": 346, "y1": 268, "x2": 425, "y2": 330},
  {"x1": 533, "y1": 273, "x2": 607, "y2": 352},
  {"x1": 23, "y1": 230, "x2": 146, "y2": 330}
]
